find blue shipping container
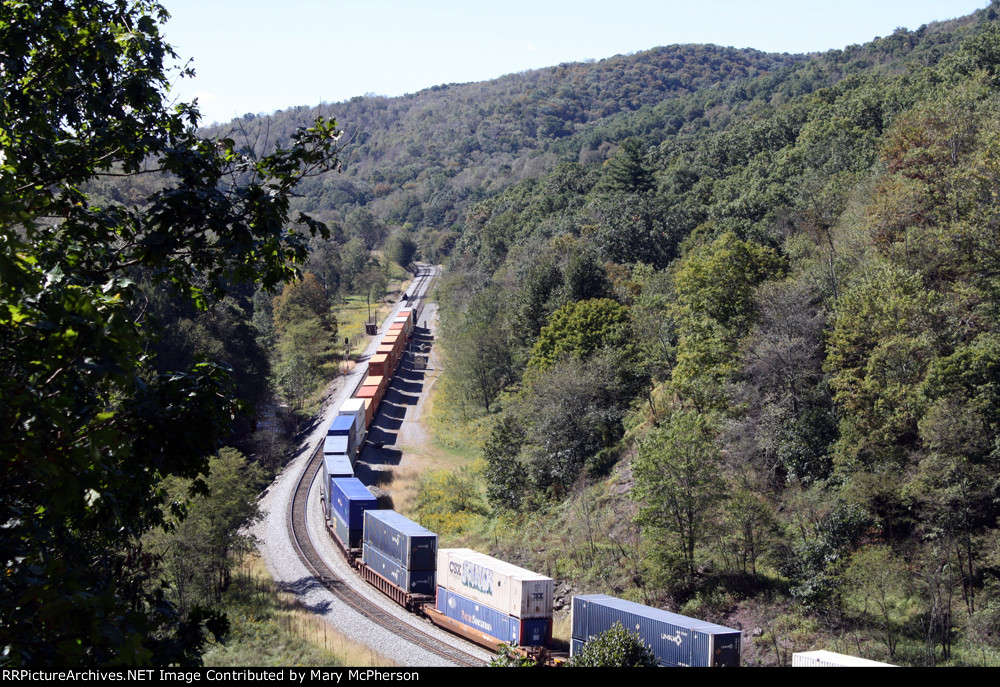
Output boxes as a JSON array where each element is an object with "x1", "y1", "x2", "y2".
[
  {"x1": 363, "y1": 545, "x2": 436, "y2": 595},
  {"x1": 328, "y1": 415, "x2": 355, "y2": 436},
  {"x1": 571, "y1": 595, "x2": 741, "y2": 667},
  {"x1": 330, "y1": 478, "x2": 378, "y2": 531},
  {"x1": 363, "y1": 510, "x2": 437, "y2": 570},
  {"x1": 436, "y1": 587, "x2": 550, "y2": 647}
]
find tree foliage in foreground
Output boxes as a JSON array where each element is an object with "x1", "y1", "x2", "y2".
[
  {"x1": 567, "y1": 622, "x2": 658, "y2": 667},
  {"x1": 0, "y1": 0, "x2": 342, "y2": 665}
]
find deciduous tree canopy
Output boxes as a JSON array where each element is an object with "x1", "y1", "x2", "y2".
[{"x1": 0, "y1": 0, "x2": 341, "y2": 665}]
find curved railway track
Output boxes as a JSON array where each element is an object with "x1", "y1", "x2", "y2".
[{"x1": 285, "y1": 265, "x2": 484, "y2": 668}]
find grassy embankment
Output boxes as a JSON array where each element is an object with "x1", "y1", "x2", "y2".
[{"x1": 203, "y1": 553, "x2": 395, "y2": 667}]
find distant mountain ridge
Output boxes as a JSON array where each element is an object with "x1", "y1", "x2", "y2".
[{"x1": 196, "y1": 6, "x2": 982, "y2": 248}]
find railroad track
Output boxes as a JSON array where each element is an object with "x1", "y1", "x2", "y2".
[{"x1": 285, "y1": 264, "x2": 484, "y2": 667}]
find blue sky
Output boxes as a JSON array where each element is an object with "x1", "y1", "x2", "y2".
[{"x1": 161, "y1": 0, "x2": 990, "y2": 125}]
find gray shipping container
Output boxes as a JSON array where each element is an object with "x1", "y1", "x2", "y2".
[
  {"x1": 323, "y1": 435, "x2": 351, "y2": 458},
  {"x1": 330, "y1": 507, "x2": 361, "y2": 550},
  {"x1": 362, "y1": 510, "x2": 437, "y2": 570},
  {"x1": 363, "y1": 544, "x2": 436, "y2": 595},
  {"x1": 571, "y1": 594, "x2": 741, "y2": 667}
]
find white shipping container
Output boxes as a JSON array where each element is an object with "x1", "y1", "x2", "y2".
[
  {"x1": 338, "y1": 398, "x2": 366, "y2": 449},
  {"x1": 437, "y1": 548, "x2": 553, "y2": 620},
  {"x1": 791, "y1": 650, "x2": 895, "y2": 667}
]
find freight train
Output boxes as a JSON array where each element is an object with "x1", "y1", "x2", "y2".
[{"x1": 316, "y1": 305, "x2": 742, "y2": 667}]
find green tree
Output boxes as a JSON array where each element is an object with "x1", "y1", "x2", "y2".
[
  {"x1": 272, "y1": 271, "x2": 334, "y2": 333},
  {"x1": 603, "y1": 138, "x2": 656, "y2": 195},
  {"x1": 443, "y1": 286, "x2": 514, "y2": 414},
  {"x1": 149, "y1": 449, "x2": 263, "y2": 614},
  {"x1": 482, "y1": 414, "x2": 529, "y2": 512},
  {"x1": 825, "y1": 261, "x2": 944, "y2": 474},
  {"x1": 528, "y1": 298, "x2": 631, "y2": 370},
  {"x1": 718, "y1": 489, "x2": 778, "y2": 577},
  {"x1": 488, "y1": 644, "x2": 537, "y2": 667},
  {"x1": 339, "y1": 237, "x2": 373, "y2": 292},
  {"x1": 0, "y1": 0, "x2": 342, "y2": 665},
  {"x1": 632, "y1": 410, "x2": 726, "y2": 585},
  {"x1": 840, "y1": 545, "x2": 915, "y2": 660},
  {"x1": 385, "y1": 231, "x2": 418, "y2": 268},
  {"x1": 592, "y1": 193, "x2": 677, "y2": 268},
  {"x1": 567, "y1": 622, "x2": 658, "y2": 667},
  {"x1": 670, "y1": 232, "x2": 787, "y2": 409},
  {"x1": 520, "y1": 353, "x2": 635, "y2": 491}
]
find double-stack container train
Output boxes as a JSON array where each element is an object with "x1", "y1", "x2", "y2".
[{"x1": 315, "y1": 302, "x2": 742, "y2": 665}]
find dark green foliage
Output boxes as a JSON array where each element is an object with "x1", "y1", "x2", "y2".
[
  {"x1": 564, "y1": 248, "x2": 612, "y2": 303},
  {"x1": 385, "y1": 231, "x2": 418, "y2": 268},
  {"x1": 592, "y1": 193, "x2": 679, "y2": 268},
  {"x1": 632, "y1": 410, "x2": 726, "y2": 585},
  {"x1": 148, "y1": 449, "x2": 263, "y2": 614},
  {"x1": 603, "y1": 138, "x2": 656, "y2": 195},
  {"x1": 567, "y1": 622, "x2": 658, "y2": 667},
  {"x1": 442, "y1": 285, "x2": 515, "y2": 414},
  {"x1": 483, "y1": 415, "x2": 529, "y2": 512},
  {"x1": 520, "y1": 354, "x2": 637, "y2": 492},
  {"x1": 0, "y1": 0, "x2": 341, "y2": 665},
  {"x1": 781, "y1": 503, "x2": 874, "y2": 608}
]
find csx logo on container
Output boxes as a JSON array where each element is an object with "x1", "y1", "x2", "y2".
[{"x1": 451, "y1": 560, "x2": 493, "y2": 594}]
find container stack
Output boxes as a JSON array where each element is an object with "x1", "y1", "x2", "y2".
[
  {"x1": 328, "y1": 477, "x2": 378, "y2": 549},
  {"x1": 321, "y1": 454, "x2": 354, "y2": 525},
  {"x1": 337, "y1": 398, "x2": 367, "y2": 449},
  {"x1": 435, "y1": 548, "x2": 553, "y2": 647},
  {"x1": 326, "y1": 414, "x2": 358, "y2": 460},
  {"x1": 571, "y1": 594, "x2": 741, "y2": 667},
  {"x1": 362, "y1": 510, "x2": 437, "y2": 595}
]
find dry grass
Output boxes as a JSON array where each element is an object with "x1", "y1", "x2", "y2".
[
  {"x1": 384, "y1": 340, "x2": 480, "y2": 518},
  {"x1": 203, "y1": 553, "x2": 395, "y2": 667},
  {"x1": 332, "y1": 264, "x2": 414, "y2": 364}
]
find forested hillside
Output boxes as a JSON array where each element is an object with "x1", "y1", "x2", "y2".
[
  {"x1": 416, "y1": 3, "x2": 1000, "y2": 666},
  {"x1": 175, "y1": 0, "x2": 1000, "y2": 665},
  {"x1": 10, "y1": 0, "x2": 1000, "y2": 667},
  {"x1": 202, "y1": 44, "x2": 805, "y2": 260}
]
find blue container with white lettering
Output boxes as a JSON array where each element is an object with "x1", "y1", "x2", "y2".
[
  {"x1": 363, "y1": 510, "x2": 437, "y2": 570},
  {"x1": 436, "y1": 587, "x2": 551, "y2": 647},
  {"x1": 363, "y1": 545, "x2": 436, "y2": 595},
  {"x1": 571, "y1": 595, "x2": 741, "y2": 667}
]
